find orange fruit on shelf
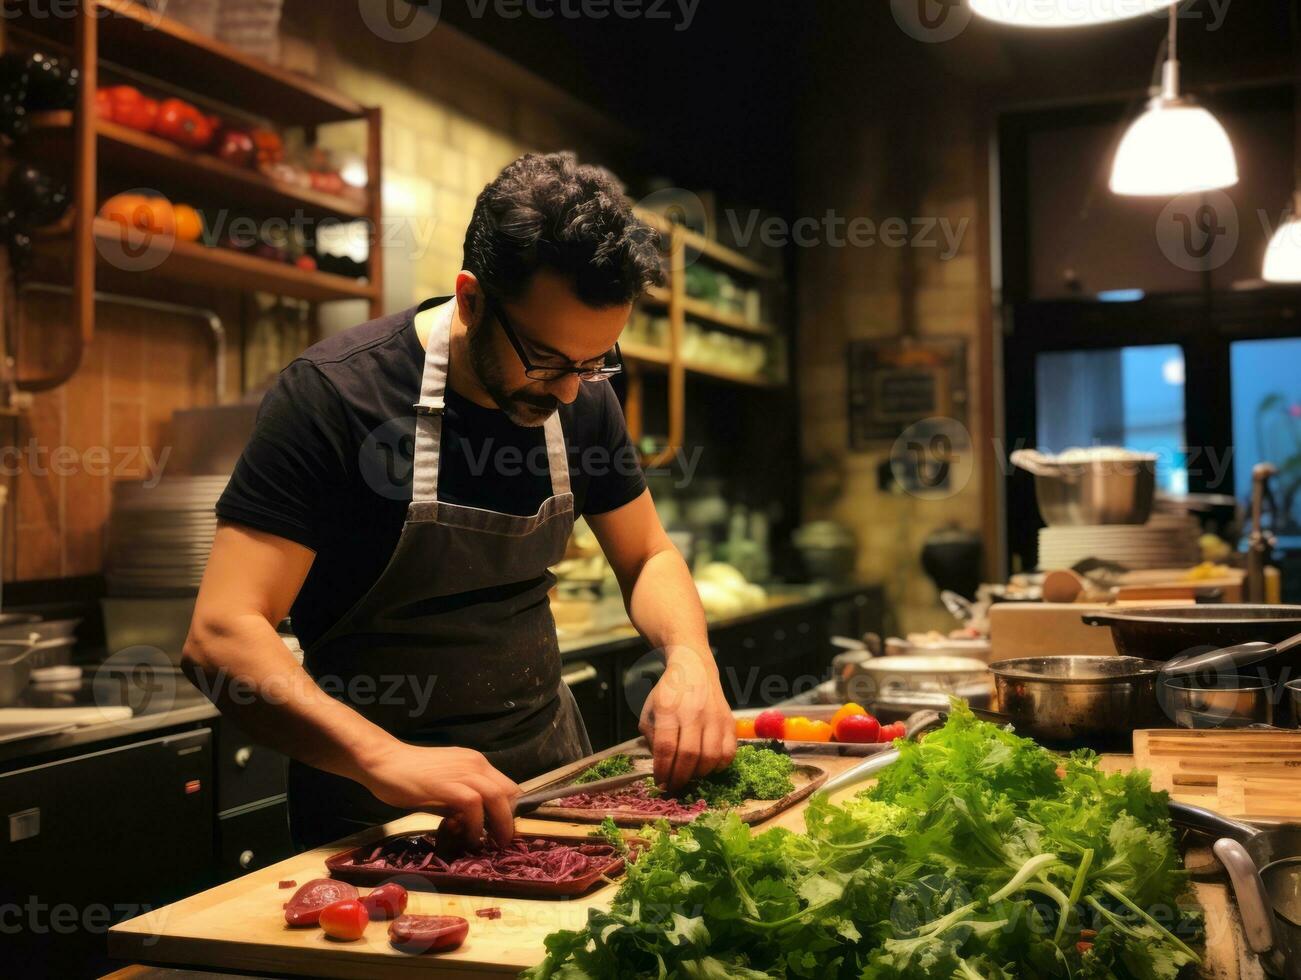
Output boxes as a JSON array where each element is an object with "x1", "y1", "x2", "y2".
[
  {"x1": 784, "y1": 716, "x2": 817, "y2": 741},
  {"x1": 98, "y1": 193, "x2": 175, "y2": 237},
  {"x1": 172, "y1": 204, "x2": 203, "y2": 243},
  {"x1": 735, "y1": 717, "x2": 756, "y2": 739}
]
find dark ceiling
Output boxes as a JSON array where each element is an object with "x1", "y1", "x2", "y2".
[{"x1": 433, "y1": 0, "x2": 1296, "y2": 213}]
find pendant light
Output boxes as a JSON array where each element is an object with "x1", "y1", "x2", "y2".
[
  {"x1": 1109, "y1": 4, "x2": 1238, "y2": 196},
  {"x1": 1262, "y1": 7, "x2": 1301, "y2": 282},
  {"x1": 969, "y1": 0, "x2": 1176, "y2": 29}
]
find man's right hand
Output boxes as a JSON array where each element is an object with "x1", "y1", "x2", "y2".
[{"x1": 362, "y1": 744, "x2": 520, "y2": 847}]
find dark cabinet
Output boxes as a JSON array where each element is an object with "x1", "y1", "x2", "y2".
[
  {"x1": 216, "y1": 720, "x2": 288, "y2": 813},
  {"x1": 217, "y1": 798, "x2": 294, "y2": 878},
  {"x1": 0, "y1": 729, "x2": 214, "y2": 978}
]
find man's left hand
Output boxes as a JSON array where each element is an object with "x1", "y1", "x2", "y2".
[{"x1": 639, "y1": 646, "x2": 737, "y2": 791}]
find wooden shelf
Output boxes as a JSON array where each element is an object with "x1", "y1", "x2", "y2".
[
  {"x1": 29, "y1": 114, "x2": 368, "y2": 219},
  {"x1": 90, "y1": 218, "x2": 377, "y2": 302},
  {"x1": 680, "y1": 227, "x2": 781, "y2": 280},
  {"x1": 681, "y1": 296, "x2": 773, "y2": 336},
  {"x1": 14, "y1": 0, "x2": 366, "y2": 124},
  {"x1": 685, "y1": 361, "x2": 781, "y2": 388},
  {"x1": 621, "y1": 342, "x2": 672, "y2": 367}
]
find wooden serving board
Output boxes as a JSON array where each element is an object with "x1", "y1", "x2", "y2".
[
  {"x1": 1132, "y1": 729, "x2": 1301, "y2": 821},
  {"x1": 108, "y1": 742, "x2": 1261, "y2": 979},
  {"x1": 528, "y1": 754, "x2": 827, "y2": 827}
]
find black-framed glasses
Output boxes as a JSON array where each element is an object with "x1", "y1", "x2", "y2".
[{"x1": 484, "y1": 293, "x2": 622, "y2": 382}]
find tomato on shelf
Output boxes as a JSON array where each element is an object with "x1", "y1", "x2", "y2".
[
  {"x1": 99, "y1": 85, "x2": 158, "y2": 131},
  {"x1": 834, "y1": 712, "x2": 881, "y2": 744},
  {"x1": 154, "y1": 97, "x2": 212, "y2": 150},
  {"x1": 734, "y1": 717, "x2": 756, "y2": 739}
]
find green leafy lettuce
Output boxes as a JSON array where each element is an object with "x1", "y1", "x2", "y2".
[{"x1": 523, "y1": 701, "x2": 1201, "y2": 980}]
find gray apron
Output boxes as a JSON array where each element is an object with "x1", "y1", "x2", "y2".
[{"x1": 288, "y1": 302, "x2": 591, "y2": 849}]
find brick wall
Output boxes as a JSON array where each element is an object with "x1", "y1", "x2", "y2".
[{"x1": 796, "y1": 46, "x2": 994, "y2": 635}]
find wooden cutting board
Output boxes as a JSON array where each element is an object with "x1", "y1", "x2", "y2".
[{"x1": 1132, "y1": 729, "x2": 1301, "y2": 821}]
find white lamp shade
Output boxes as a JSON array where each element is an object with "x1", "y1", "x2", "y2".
[
  {"x1": 968, "y1": 0, "x2": 1176, "y2": 28},
  {"x1": 1263, "y1": 214, "x2": 1301, "y2": 283},
  {"x1": 1109, "y1": 100, "x2": 1239, "y2": 196}
]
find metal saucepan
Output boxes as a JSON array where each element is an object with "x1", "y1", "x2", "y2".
[
  {"x1": 1286, "y1": 679, "x2": 1301, "y2": 728},
  {"x1": 1157, "y1": 630, "x2": 1301, "y2": 727},
  {"x1": 1168, "y1": 802, "x2": 1301, "y2": 979},
  {"x1": 1082, "y1": 605, "x2": 1301, "y2": 663},
  {"x1": 1010, "y1": 448, "x2": 1157, "y2": 525},
  {"x1": 987, "y1": 655, "x2": 1162, "y2": 749}
]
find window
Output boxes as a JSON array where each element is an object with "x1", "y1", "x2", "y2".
[
  {"x1": 1231, "y1": 337, "x2": 1301, "y2": 538},
  {"x1": 1035, "y1": 344, "x2": 1187, "y2": 493}
]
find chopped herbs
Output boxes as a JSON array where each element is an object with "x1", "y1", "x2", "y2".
[
  {"x1": 523, "y1": 702, "x2": 1201, "y2": 980},
  {"x1": 589, "y1": 817, "x2": 630, "y2": 858},
  {"x1": 572, "y1": 754, "x2": 636, "y2": 784},
  {"x1": 682, "y1": 745, "x2": 796, "y2": 807}
]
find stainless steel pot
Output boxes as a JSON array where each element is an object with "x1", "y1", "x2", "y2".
[
  {"x1": 1286, "y1": 679, "x2": 1301, "y2": 728},
  {"x1": 989, "y1": 655, "x2": 1162, "y2": 748},
  {"x1": 1158, "y1": 674, "x2": 1275, "y2": 728},
  {"x1": 1010, "y1": 449, "x2": 1156, "y2": 525}
]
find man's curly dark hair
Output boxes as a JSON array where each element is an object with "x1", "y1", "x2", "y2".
[{"x1": 462, "y1": 152, "x2": 664, "y2": 308}]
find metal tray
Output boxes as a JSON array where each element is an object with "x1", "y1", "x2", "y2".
[{"x1": 324, "y1": 830, "x2": 635, "y2": 899}]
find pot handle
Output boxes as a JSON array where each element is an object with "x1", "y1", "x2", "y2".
[
  {"x1": 1213, "y1": 838, "x2": 1279, "y2": 959},
  {"x1": 1079, "y1": 612, "x2": 1121, "y2": 627},
  {"x1": 1169, "y1": 801, "x2": 1261, "y2": 843}
]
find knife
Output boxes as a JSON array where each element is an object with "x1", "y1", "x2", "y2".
[{"x1": 514, "y1": 769, "x2": 649, "y2": 815}]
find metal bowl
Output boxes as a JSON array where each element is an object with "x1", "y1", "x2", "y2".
[
  {"x1": 1159, "y1": 674, "x2": 1275, "y2": 729},
  {"x1": 1033, "y1": 457, "x2": 1156, "y2": 526},
  {"x1": 989, "y1": 655, "x2": 1162, "y2": 747}
]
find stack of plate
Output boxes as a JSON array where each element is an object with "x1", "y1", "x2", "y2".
[
  {"x1": 1037, "y1": 512, "x2": 1201, "y2": 571},
  {"x1": 105, "y1": 476, "x2": 227, "y2": 595}
]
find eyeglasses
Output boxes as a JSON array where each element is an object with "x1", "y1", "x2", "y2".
[{"x1": 484, "y1": 293, "x2": 622, "y2": 382}]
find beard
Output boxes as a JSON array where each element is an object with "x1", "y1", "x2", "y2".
[{"x1": 466, "y1": 319, "x2": 559, "y2": 427}]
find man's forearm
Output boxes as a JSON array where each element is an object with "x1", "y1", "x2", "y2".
[
  {"x1": 625, "y1": 547, "x2": 715, "y2": 672},
  {"x1": 182, "y1": 612, "x2": 400, "y2": 785}
]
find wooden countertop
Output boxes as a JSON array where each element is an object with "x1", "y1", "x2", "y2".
[{"x1": 107, "y1": 742, "x2": 1264, "y2": 980}]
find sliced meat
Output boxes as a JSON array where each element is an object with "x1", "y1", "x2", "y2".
[
  {"x1": 283, "y1": 878, "x2": 359, "y2": 926},
  {"x1": 387, "y1": 914, "x2": 469, "y2": 954}
]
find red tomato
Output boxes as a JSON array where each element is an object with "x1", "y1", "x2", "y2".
[
  {"x1": 360, "y1": 883, "x2": 408, "y2": 920},
  {"x1": 213, "y1": 128, "x2": 256, "y2": 168},
  {"x1": 877, "y1": 721, "x2": 907, "y2": 743},
  {"x1": 101, "y1": 86, "x2": 158, "y2": 131},
  {"x1": 753, "y1": 709, "x2": 786, "y2": 740},
  {"x1": 154, "y1": 98, "x2": 212, "y2": 149},
  {"x1": 833, "y1": 713, "x2": 880, "y2": 743},
  {"x1": 319, "y1": 899, "x2": 370, "y2": 941}
]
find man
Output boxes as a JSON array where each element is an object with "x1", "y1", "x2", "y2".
[{"x1": 183, "y1": 153, "x2": 736, "y2": 850}]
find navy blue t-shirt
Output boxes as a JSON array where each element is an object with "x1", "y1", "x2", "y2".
[{"x1": 216, "y1": 298, "x2": 646, "y2": 649}]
